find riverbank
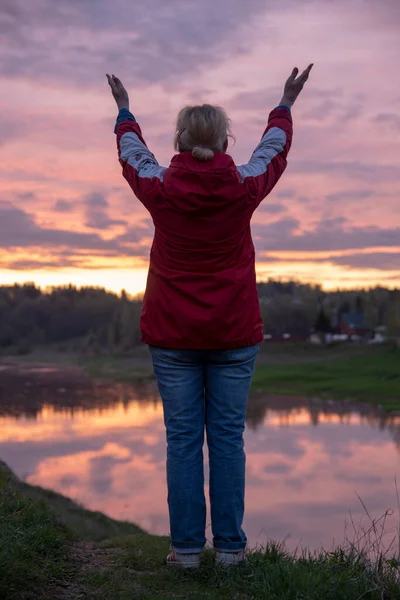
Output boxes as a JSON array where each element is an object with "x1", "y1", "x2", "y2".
[
  {"x1": 2, "y1": 343, "x2": 399, "y2": 411},
  {"x1": 1, "y1": 460, "x2": 399, "y2": 600},
  {"x1": 252, "y1": 343, "x2": 400, "y2": 411}
]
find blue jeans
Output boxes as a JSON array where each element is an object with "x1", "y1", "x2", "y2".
[{"x1": 149, "y1": 344, "x2": 259, "y2": 554}]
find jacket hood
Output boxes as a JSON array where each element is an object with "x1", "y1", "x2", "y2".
[{"x1": 164, "y1": 152, "x2": 242, "y2": 211}]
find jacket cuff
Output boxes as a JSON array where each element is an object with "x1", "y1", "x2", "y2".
[
  {"x1": 275, "y1": 105, "x2": 291, "y2": 112},
  {"x1": 114, "y1": 108, "x2": 136, "y2": 133}
]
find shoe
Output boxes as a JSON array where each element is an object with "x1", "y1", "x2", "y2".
[
  {"x1": 166, "y1": 551, "x2": 200, "y2": 569},
  {"x1": 216, "y1": 550, "x2": 246, "y2": 566}
]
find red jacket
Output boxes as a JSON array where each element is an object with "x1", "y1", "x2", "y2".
[{"x1": 115, "y1": 106, "x2": 293, "y2": 349}]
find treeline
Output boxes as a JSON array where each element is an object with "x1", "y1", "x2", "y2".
[
  {"x1": 257, "y1": 280, "x2": 400, "y2": 337},
  {"x1": 0, "y1": 284, "x2": 142, "y2": 355},
  {"x1": 0, "y1": 281, "x2": 399, "y2": 355}
]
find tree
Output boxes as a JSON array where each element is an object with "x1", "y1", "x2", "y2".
[
  {"x1": 315, "y1": 308, "x2": 331, "y2": 333},
  {"x1": 386, "y1": 292, "x2": 400, "y2": 343}
]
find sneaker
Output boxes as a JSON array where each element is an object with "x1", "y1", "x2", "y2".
[
  {"x1": 216, "y1": 550, "x2": 246, "y2": 566},
  {"x1": 167, "y1": 551, "x2": 200, "y2": 569}
]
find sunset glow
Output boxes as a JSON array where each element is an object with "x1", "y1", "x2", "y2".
[{"x1": 1, "y1": 0, "x2": 399, "y2": 292}]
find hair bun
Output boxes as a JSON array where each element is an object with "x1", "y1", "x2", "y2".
[{"x1": 192, "y1": 146, "x2": 214, "y2": 162}]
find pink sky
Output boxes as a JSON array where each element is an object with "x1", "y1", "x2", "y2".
[{"x1": 1, "y1": 0, "x2": 399, "y2": 294}]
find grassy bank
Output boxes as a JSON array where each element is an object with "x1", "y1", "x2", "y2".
[
  {"x1": 67, "y1": 343, "x2": 400, "y2": 412},
  {"x1": 2, "y1": 343, "x2": 400, "y2": 411},
  {"x1": 1, "y1": 461, "x2": 400, "y2": 600},
  {"x1": 252, "y1": 343, "x2": 400, "y2": 411}
]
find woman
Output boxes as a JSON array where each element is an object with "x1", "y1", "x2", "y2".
[{"x1": 107, "y1": 64, "x2": 313, "y2": 568}]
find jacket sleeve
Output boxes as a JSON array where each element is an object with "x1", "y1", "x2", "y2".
[
  {"x1": 115, "y1": 109, "x2": 166, "y2": 212},
  {"x1": 237, "y1": 106, "x2": 293, "y2": 210}
]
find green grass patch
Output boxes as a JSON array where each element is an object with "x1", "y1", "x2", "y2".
[
  {"x1": 23, "y1": 484, "x2": 144, "y2": 542},
  {"x1": 0, "y1": 464, "x2": 75, "y2": 600},
  {"x1": 253, "y1": 345, "x2": 400, "y2": 410}
]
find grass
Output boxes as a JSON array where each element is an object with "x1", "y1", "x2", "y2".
[
  {"x1": 252, "y1": 343, "x2": 400, "y2": 411},
  {"x1": 0, "y1": 464, "x2": 74, "y2": 600},
  {"x1": 1, "y1": 460, "x2": 400, "y2": 600}
]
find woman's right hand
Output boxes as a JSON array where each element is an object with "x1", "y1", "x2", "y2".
[
  {"x1": 279, "y1": 64, "x2": 314, "y2": 108},
  {"x1": 106, "y1": 74, "x2": 130, "y2": 111}
]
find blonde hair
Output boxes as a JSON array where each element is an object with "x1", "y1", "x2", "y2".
[{"x1": 174, "y1": 104, "x2": 233, "y2": 162}]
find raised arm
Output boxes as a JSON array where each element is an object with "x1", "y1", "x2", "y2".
[
  {"x1": 106, "y1": 74, "x2": 165, "y2": 212},
  {"x1": 237, "y1": 64, "x2": 313, "y2": 209}
]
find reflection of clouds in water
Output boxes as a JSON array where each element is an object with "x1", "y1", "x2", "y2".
[
  {"x1": 0, "y1": 388, "x2": 400, "y2": 551},
  {"x1": 29, "y1": 441, "x2": 166, "y2": 523},
  {"x1": 246, "y1": 427, "x2": 306, "y2": 459},
  {"x1": 285, "y1": 477, "x2": 305, "y2": 491},
  {"x1": 263, "y1": 462, "x2": 293, "y2": 475},
  {"x1": 59, "y1": 474, "x2": 79, "y2": 490},
  {"x1": 243, "y1": 417, "x2": 399, "y2": 549},
  {"x1": 89, "y1": 451, "x2": 132, "y2": 495}
]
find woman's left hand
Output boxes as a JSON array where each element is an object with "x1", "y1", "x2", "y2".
[{"x1": 106, "y1": 74, "x2": 130, "y2": 110}]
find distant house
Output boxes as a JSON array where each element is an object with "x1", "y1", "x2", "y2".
[
  {"x1": 331, "y1": 310, "x2": 367, "y2": 338},
  {"x1": 312, "y1": 306, "x2": 371, "y2": 343}
]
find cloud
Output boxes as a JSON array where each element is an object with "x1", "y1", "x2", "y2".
[
  {"x1": 290, "y1": 160, "x2": 400, "y2": 182},
  {"x1": 114, "y1": 222, "x2": 155, "y2": 245},
  {"x1": 83, "y1": 192, "x2": 127, "y2": 230},
  {"x1": 329, "y1": 252, "x2": 400, "y2": 271},
  {"x1": 0, "y1": 201, "x2": 121, "y2": 251},
  {"x1": 6, "y1": 258, "x2": 82, "y2": 270},
  {"x1": 257, "y1": 203, "x2": 286, "y2": 214},
  {"x1": 301, "y1": 99, "x2": 341, "y2": 121},
  {"x1": 16, "y1": 192, "x2": 36, "y2": 202},
  {"x1": 374, "y1": 113, "x2": 400, "y2": 130},
  {"x1": 300, "y1": 93, "x2": 365, "y2": 122},
  {"x1": 325, "y1": 189, "x2": 373, "y2": 203},
  {"x1": 0, "y1": 0, "x2": 270, "y2": 85},
  {"x1": 229, "y1": 86, "x2": 364, "y2": 131},
  {"x1": 341, "y1": 96, "x2": 365, "y2": 121},
  {"x1": 85, "y1": 213, "x2": 127, "y2": 230},
  {"x1": 252, "y1": 216, "x2": 400, "y2": 253},
  {"x1": 276, "y1": 189, "x2": 295, "y2": 199},
  {"x1": 306, "y1": 87, "x2": 344, "y2": 100},
  {"x1": 229, "y1": 86, "x2": 345, "y2": 113},
  {"x1": 228, "y1": 88, "x2": 281, "y2": 111},
  {"x1": 0, "y1": 109, "x2": 111, "y2": 154},
  {"x1": 258, "y1": 250, "x2": 400, "y2": 272},
  {"x1": 0, "y1": 115, "x2": 24, "y2": 144},
  {"x1": 252, "y1": 217, "x2": 300, "y2": 250},
  {"x1": 53, "y1": 200, "x2": 73, "y2": 213},
  {"x1": 354, "y1": 0, "x2": 400, "y2": 29},
  {"x1": 0, "y1": 200, "x2": 156, "y2": 270},
  {"x1": 85, "y1": 193, "x2": 108, "y2": 208},
  {"x1": 0, "y1": 167, "x2": 57, "y2": 184}
]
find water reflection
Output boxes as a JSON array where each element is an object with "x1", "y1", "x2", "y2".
[{"x1": 1, "y1": 376, "x2": 399, "y2": 552}]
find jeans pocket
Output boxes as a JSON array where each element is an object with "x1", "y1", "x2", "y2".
[{"x1": 224, "y1": 344, "x2": 259, "y2": 362}]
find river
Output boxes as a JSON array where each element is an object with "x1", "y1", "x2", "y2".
[{"x1": 1, "y1": 374, "x2": 399, "y2": 553}]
